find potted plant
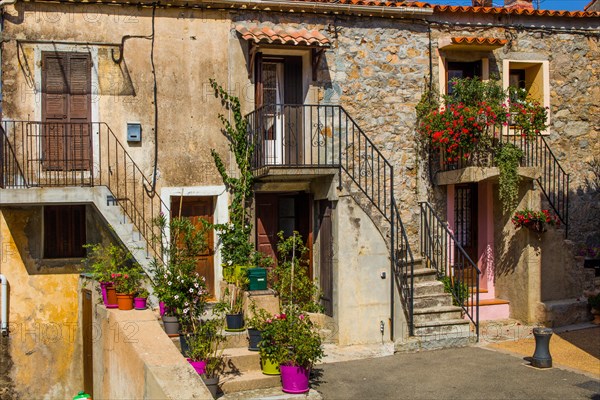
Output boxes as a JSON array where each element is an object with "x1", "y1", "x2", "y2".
[
  {"x1": 134, "y1": 287, "x2": 149, "y2": 310},
  {"x1": 113, "y1": 265, "x2": 142, "y2": 310},
  {"x1": 272, "y1": 231, "x2": 323, "y2": 313},
  {"x1": 587, "y1": 292, "x2": 600, "y2": 324},
  {"x1": 511, "y1": 208, "x2": 560, "y2": 233},
  {"x1": 246, "y1": 301, "x2": 273, "y2": 352},
  {"x1": 151, "y1": 213, "x2": 210, "y2": 336},
  {"x1": 259, "y1": 307, "x2": 323, "y2": 393},
  {"x1": 215, "y1": 277, "x2": 246, "y2": 332},
  {"x1": 199, "y1": 316, "x2": 226, "y2": 399},
  {"x1": 83, "y1": 243, "x2": 135, "y2": 308}
]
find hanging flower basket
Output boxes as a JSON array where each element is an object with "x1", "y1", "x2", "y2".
[{"x1": 512, "y1": 209, "x2": 559, "y2": 234}]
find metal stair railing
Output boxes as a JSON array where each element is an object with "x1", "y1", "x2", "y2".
[
  {"x1": 246, "y1": 104, "x2": 415, "y2": 339},
  {"x1": 0, "y1": 120, "x2": 168, "y2": 261},
  {"x1": 419, "y1": 201, "x2": 480, "y2": 339},
  {"x1": 0, "y1": 125, "x2": 27, "y2": 188},
  {"x1": 432, "y1": 127, "x2": 569, "y2": 236}
]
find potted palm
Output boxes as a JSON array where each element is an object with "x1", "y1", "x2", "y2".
[{"x1": 259, "y1": 307, "x2": 323, "y2": 393}]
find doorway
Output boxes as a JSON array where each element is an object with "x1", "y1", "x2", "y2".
[
  {"x1": 255, "y1": 192, "x2": 312, "y2": 275},
  {"x1": 255, "y1": 54, "x2": 304, "y2": 165},
  {"x1": 170, "y1": 196, "x2": 216, "y2": 298},
  {"x1": 454, "y1": 184, "x2": 478, "y2": 286}
]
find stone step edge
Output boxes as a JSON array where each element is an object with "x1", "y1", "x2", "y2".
[
  {"x1": 413, "y1": 305, "x2": 463, "y2": 315},
  {"x1": 220, "y1": 370, "x2": 281, "y2": 394},
  {"x1": 413, "y1": 318, "x2": 471, "y2": 328}
]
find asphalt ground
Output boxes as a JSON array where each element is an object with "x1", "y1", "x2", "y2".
[{"x1": 312, "y1": 345, "x2": 600, "y2": 400}]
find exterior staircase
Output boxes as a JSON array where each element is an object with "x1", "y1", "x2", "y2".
[
  {"x1": 170, "y1": 330, "x2": 281, "y2": 394},
  {"x1": 395, "y1": 261, "x2": 472, "y2": 352}
]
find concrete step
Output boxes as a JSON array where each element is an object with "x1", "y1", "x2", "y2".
[
  {"x1": 406, "y1": 268, "x2": 438, "y2": 283},
  {"x1": 413, "y1": 306, "x2": 463, "y2": 324},
  {"x1": 220, "y1": 370, "x2": 281, "y2": 394},
  {"x1": 413, "y1": 293, "x2": 453, "y2": 309},
  {"x1": 395, "y1": 334, "x2": 474, "y2": 352},
  {"x1": 413, "y1": 318, "x2": 470, "y2": 336},
  {"x1": 224, "y1": 331, "x2": 250, "y2": 350},
  {"x1": 413, "y1": 281, "x2": 445, "y2": 296},
  {"x1": 223, "y1": 347, "x2": 261, "y2": 373}
]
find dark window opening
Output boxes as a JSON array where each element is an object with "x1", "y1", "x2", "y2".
[
  {"x1": 44, "y1": 205, "x2": 86, "y2": 258},
  {"x1": 447, "y1": 61, "x2": 482, "y2": 94}
]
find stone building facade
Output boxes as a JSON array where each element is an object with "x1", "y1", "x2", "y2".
[{"x1": 0, "y1": 0, "x2": 598, "y2": 398}]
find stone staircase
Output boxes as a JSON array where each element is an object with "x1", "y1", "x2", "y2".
[
  {"x1": 0, "y1": 186, "x2": 155, "y2": 273},
  {"x1": 170, "y1": 330, "x2": 281, "y2": 395},
  {"x1": 395, "y1": 264, "x2": 473, "y2": 352}
]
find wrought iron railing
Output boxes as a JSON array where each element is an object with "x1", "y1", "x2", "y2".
[
  {"x1": 0, "y1": 125, "x2": 26, "y2": 188},
  {"x1": 431, "y1": 127, "x2": 569, "y2": 235},
  {"x1": 0, "y1": 120, "x2": 167, "y2": 260},
  {"x1": 419, "y1": 202, "x2": 480, "y2": 339},
  {"x1": 246, "y1": 104, "x2": 394, "y2": 222},
  {"x1": 392, "y1": 202, "x2": 415, "y2": 336},
  {"x1": 246, "y1": 104, "x2": 415, "y2": 339}
]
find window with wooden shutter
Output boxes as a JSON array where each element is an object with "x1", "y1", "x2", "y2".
[
  {"x1": 42, "y1": 52, "x2": 92, "y2": 171},
  {"x1": 44, "y1": 205, "x2": 87, "y2": 258}
]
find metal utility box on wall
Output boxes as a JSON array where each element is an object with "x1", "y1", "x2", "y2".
[{"x1": 127, "y1": 123, "x2": 142, "y2": 142}]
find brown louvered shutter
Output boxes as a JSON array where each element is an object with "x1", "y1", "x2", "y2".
[
  {"x1": 42, "y1": 52, "x2": 91, "y2": 171},
  {"x1": 68, "y1": 54, "x2": 92, "y2": 170},
  {"x1": 42, "y1": 53, "x2": 68, "y2": 170}
]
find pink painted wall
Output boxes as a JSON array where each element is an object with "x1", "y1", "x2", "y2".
[{"x1": 477, "y1": 181, "x2": 495, "y2": 295}]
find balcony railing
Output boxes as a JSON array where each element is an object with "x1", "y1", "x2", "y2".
[
  {"x1": 0, "y1": 120, "x2": 167, "y2": 259},
  {"x1": 246, "y1": 104, "x2": 394, "y2": 223},
  {"x1": 431, "y1": 127, "x2": 569, "y2": 235}
]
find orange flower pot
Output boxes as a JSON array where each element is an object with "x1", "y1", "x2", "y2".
[{"x1": 116, "y1": 293, "x2": 134, "y2": 310}]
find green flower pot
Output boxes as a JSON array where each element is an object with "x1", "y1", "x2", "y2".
[{"x1": 261, "y1": 357, "x2": 280, "y2": 375}]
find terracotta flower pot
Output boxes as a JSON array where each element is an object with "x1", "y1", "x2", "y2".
[
  {"x1": 116, "y1": 293, "x2": 134, "y2": 310},
  {"x1": 105, "y1": 284, "x2": 118, "y2": 309}
]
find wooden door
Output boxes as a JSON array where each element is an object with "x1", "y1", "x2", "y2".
[
  {"x1": 318, "y1": 200, "x2": 334, "y2": 316},
  {"x1": 171, "y1": 196, "x2": 215, "y2": 298},
  {"x1": 256, "y1": 193, "x2": 279, "y2": 265},
  {"x1": 255, "y1": 193, "x2": 312, "y2": 275},
  {"x1": 42, "y1": 52, "x2": 91, "y2": 171},
  {"x1": 82, "y1": 288, "x2": 94, "y2": 398}
]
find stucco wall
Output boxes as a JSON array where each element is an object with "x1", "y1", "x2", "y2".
[
  {"x1": 335, "y1": 194, "x2": 399, "y2": 345},
  {"x1": 81, "y1": 279, "x2": 211, "y2": 399},
  {"x1": 0, "y1": 211, "x2": 82, "y2": 399}
]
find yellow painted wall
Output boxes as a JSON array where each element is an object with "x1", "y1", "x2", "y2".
[{"x1": 0, "y1": 211, "x2": 82, "y2": 399}]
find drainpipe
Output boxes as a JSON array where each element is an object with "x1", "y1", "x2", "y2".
[{"x1": 0, "y1": 274, "x2": 7, "y2": 335}]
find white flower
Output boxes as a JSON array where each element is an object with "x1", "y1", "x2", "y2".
[
  {"x1": 189, "y1": 288, "x2": 194, "y2": 293},
  {"x1": 184, "y1": 302, "x2": 189, "y2": 306},
  {"x1": 183, "y1": 308, "x2": 189, "y2": 314},
  {"x1": 201, "y1": 276, "x2": 206, "y2": 282},
  {"x1": 194, "y1": 283, "x2": 199, "y2": 288},
  {"x1": 227, "y1": 260, "x2": 233, "y2": 266},
  {"x1": 163, "y1": 274, "x2": 167, "y2": 279},
  {"x1": 168, "y1": 281, "x2": 172, "y2": 286},
  {"x1": 174, "y1": 295, "x2": 179, "y2": 300}
]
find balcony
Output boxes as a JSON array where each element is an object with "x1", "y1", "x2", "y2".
[{"x1": 432, "y1": 127, "x2": 544, "y2": 186}]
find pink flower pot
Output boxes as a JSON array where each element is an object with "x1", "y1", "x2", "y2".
[
  {"x1": 134, "y1": 297, "x2": 147, "y2": 310},
  {"x1": 280, "y1": 364, "x2": 310, "y2": 394},
  {"x1": 159, "y1": 301, "x2": 166, "y2": 317},
  {"x1": 186, "y1": 358, "x2": 206, "y2": 375}
]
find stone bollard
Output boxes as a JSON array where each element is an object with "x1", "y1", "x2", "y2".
[{"x1": 531, "y1": 327, "x2": 553, "y2": 368}]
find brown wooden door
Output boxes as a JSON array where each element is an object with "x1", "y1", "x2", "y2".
[
  {"x1": 171, "y1": 196, "x2": 216, "y2": 298},
  {"x1": 318, "y1": 200, "x2": 333, "y2": 316},
  {"x1": 82, "y1": 288, "x2": 94, "y2": 398},
  {"x1": 255, "y1": 193, "x2": 312, "y2": 276},
  {"x1": 42, "y1": 52, "x2": 91, "y2": 171}
]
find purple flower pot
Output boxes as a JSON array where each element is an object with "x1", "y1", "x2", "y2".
[
  {"x1": 100, "y1": 282, "x2": 110, "y2": 306},
  {"x1": 159, "y1": 301, "x2": 166, "y2": 317},
  {"x1": 186, "y1": 358, "x2": 207, "y2": 375},
  {"x1": 280, "y1": 364, "x2": 310, "y2": 394},
  {"x1": 134, "y1": 297, "x2": 147, "y2": 310}
]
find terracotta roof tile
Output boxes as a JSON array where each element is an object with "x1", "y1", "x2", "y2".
[
  {"x1": 451, "y1": 37, "x2": 508, "y2": 46},
  {"x1": 433, "y1": 5, "x2": 600, "y2": 18},
  {"x1": 236, "y1": 23, "x2": 331, "y2": 47},
  {"x1": 290, "y1": 0, "x2": 600, "y2": 17}
]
